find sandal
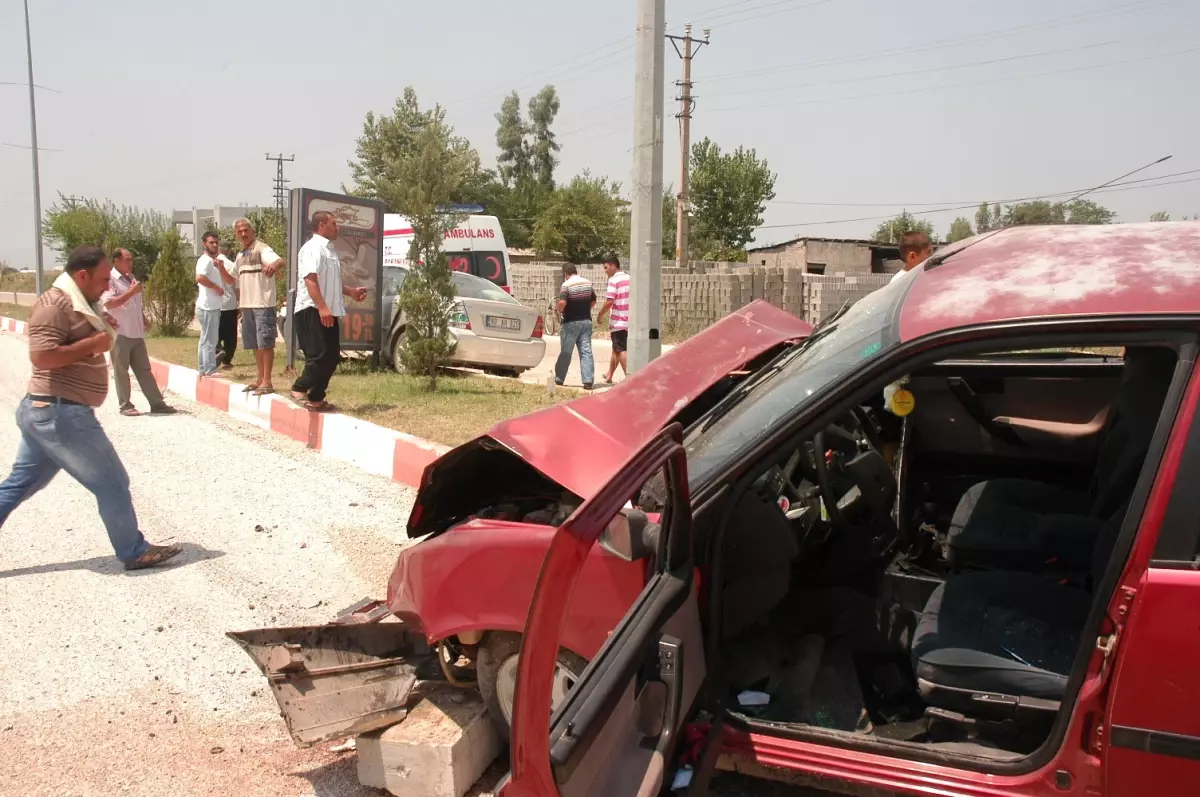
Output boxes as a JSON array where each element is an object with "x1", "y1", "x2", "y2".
[
  {"x1": 120, "y1": 407, "x2": 141, "y2": 417},
  {"x1": 241, "y1": 383, "x2": 260, "y2": 393},
  {"x1": 251, "y1": 386, "x2": 275, "y2": 396},
  {"x1": 124, "y1": 543, "x2": 183, "y2": 571}
]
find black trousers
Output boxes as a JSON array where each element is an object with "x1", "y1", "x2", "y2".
[
  {"x1": 216, "y1": 309, "x2": 238, "y2": 366},
  {"x1": 291, "y1": 307, "x2": 341, "y2": 403}
]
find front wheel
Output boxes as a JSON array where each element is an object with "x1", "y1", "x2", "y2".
[
  {"x1": 389, "y1": 329, "x2": 406, "y2": 373},
  {"x1": 476, "y1": 631, "x2": 587, "y2": 742}
]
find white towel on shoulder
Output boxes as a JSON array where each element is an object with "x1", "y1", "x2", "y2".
[{"x1": 52, "y1": 271, "x2": 118, "y2": 348}]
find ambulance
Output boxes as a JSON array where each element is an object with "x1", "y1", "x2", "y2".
[{"x1": 383, "y1": 214, "x2": 512, "y2": 293}]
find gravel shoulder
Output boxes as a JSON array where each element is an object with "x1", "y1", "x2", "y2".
[{"x1": 0, "y1": 330, "x2": 417, "y2": 796}]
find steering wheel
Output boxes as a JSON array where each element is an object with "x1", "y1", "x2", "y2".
[{"x1": 812, "y1": 411, "x2": 898, "y2": 548}]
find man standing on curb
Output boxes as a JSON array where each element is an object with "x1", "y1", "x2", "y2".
[
  {"x1": 195, "y1": 232, "x2": 235, "y2": 378},
  {"x1": 290, "y1": 211, "x2": 366, "y2": 411},
  {"x1": 553, "y1": 263, "x2": 596, "y2": 390},
  {"x1": 234, "y1": 218, "x2": 285, "y2": 395},
  {"x1": 216, "y1": 242, "x2": 239, "y2": 369},
  {"x1": 0, "y1": 246, "x2": 182, "y2": 571},
  {"x1": 595, "y1": 254, "x2": 630, "y2": 385},
  {"x1": 102, "y1": 248, "x2": 176, "y2": 417}
]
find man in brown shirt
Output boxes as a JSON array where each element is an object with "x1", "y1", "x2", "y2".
[{"x1": 0, "y1": 246, "x2": 182, "y2": 570}]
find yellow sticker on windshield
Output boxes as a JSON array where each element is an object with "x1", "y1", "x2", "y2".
[{"x1": 889, "y1": 388, "x2": 916, "y2": 417}]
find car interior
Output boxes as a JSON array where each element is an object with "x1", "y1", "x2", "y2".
[{"x1": 693, "y1": 341, "x2": 1181, "y2": 762}]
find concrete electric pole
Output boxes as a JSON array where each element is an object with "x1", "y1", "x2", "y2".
[
  {"x1": 667, "y1": 24, "x2": 709, "y2": 268},
  {"x1": 627, "y1": 0, "x2": 666, "y2": 373},
  {"x1": 23, "y1": 0, "x2": 45, "y2": 294}
]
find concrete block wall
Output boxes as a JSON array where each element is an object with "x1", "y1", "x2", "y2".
[{"x1": 507, "y1": 263, "x2": 891, "y2": 336}]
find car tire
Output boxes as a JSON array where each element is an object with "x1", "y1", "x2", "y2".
[
  {"x1": 390, "y1": 329, "x2": 405, "y2": 374},
  {"x1": 476, "y1": 631, "x2": 587, "y2": 742}
]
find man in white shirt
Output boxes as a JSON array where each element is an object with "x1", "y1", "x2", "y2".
[
  {"x1": 103, "y1": 248, "x2": 176, "y2": 416},
  {"x1": 289, "y1": 211, "x2": 367, "y2": 411},
  {"x1": 216, "y1": 244, "x2": 239, "y2": 369},
  {"x1": 890, "y1": 231, "x2": 934, "y2": 283},
  {"x1": 234, "y1": 218, "x2": 286, "y2": 395},
  {"x1": 195, "y1": 232, "x2": 236, "y2": 377}
]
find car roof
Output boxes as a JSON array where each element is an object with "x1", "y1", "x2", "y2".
[{"x1": 898, "y1": 222, "x2": 1200, "y2": 341}]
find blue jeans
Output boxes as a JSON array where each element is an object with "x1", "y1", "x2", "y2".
[
  {"x1": 555, "y1": 320, "x2": 594, "y2": 386},
  {"x1": 197, "y1": 308, "x2": 221, "y2": 375},
  {"x1": 0, "y1": 397, "x2": 149, "y2": 563}
]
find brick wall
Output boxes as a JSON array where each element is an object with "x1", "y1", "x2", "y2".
[{"x1": 508, "y1": 262, "x2": 891, "y2": 336}]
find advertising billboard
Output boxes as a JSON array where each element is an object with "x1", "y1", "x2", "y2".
[{"x1": 287, "y1": 189, "x2": 385, "y2": 360}]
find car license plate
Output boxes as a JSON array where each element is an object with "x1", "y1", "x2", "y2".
[{"x1": 485, "y1": 315, "x2": 521, "y2": 331}]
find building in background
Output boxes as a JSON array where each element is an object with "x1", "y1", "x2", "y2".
[
  {"x1": 747, "y1": 236, "x2": 902, "y2": 276},
  {"x1": 172, "y1": 205, "x2": 265, "y2": 255}
]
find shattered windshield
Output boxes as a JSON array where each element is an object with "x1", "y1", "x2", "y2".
[{"x1": 684, "y1": 275, "x2": 908, "y2": 487}]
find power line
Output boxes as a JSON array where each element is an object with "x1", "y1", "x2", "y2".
[
  {"x1": 705, "y1": 40, "x2": 1118, "y2": 99},
  {"x1": 0, "y1": 81, "x2": 58, "y2": 92},
  {"x1": 745, "y1": 174, "x2": 1200, "y2": 235},
  {"x1": 701, "y1": 0, "x2": 1172, "y2": 84},
  {"x1": 706, "y1": 45, "x2": 1200, "y2": 113},
  {"x1": 765, "y1": 168, "x2": 1200, "y2": 208}
]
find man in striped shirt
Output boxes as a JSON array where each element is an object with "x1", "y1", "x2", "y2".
[{"x1": 596, "y1": 254, "x2": 630, "y2": 384}]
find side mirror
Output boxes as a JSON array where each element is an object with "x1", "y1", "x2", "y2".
[{"x1": 599, "y1": 509, "x2": 659, "y2": 562}]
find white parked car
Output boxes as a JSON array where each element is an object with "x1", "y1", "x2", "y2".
[{"x1": 383, "y1": 266, "x2": 545, "y2": 377}]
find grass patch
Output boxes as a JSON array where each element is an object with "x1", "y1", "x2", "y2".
[
  {"x1": 1, "y1": 304, "x2": 570, "y2": 444},
  {"x1": 0, "y1": 302, "x2": 33, "y2": 322},
  {"x1": 142, "y1": 331, "x2": 564, "y2": 445}
]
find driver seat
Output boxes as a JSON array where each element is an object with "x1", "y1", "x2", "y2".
[
  {"x1": 910, "y1": 503, "x2": 1127, "y2": 721},
  {"x1": 944, "y1": 346, "x2": 1175, "y2": 572}
]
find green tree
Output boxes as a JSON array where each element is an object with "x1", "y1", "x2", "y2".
[
  {"x1": 392, "y1": 118, "x2": 478, "y2": 389},
  {"x1": 495, "y1": 91, "x2": 532, "y2": 187},
  {"x1": 661, "y1": 184, "x2": 677, "y2": 259},
  {"x1": 872, "y1": 210, "x2": 935, "y2": 244},
  {"x1": 527, "y1": 85, "x2": 561, "y2": 192},
  {"x1": 42, "y1": 194, "x2": 170, "y2": 280},
  {"x1": 347, "y1": 87, "x2": 485, "y2": 213},
  {"x1": 947, "y1": 217, "x2": 974, "y2": 243},
  {"x1": 1062, "y1": 199, "x2": 1116, "y2": 225},
  {"x1": 145, "y1": 228, "x2": 195, "y2": 336},
  {"x1": 689, "y1": 138, "x2": 776, "y2": 255},
  {"x1": 975, "y1": 201, "x2": 1001, "y2": 233},
  {"x1": 1150, "y1": 211, "x2": 1171, "y2": 222},
  {"x1": 532, "y1": 173, "x2": 626, "y2": 263}
]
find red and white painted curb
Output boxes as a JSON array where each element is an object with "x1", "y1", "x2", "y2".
[{"x1": 0, "y1": 315, "x2": 449, "y2": 487}]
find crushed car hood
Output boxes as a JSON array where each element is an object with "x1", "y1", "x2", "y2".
[{"x1": 487, "y1": 300, "x2": 811, "y2": 499}]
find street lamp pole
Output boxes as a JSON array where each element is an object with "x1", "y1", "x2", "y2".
[{"x1": 23, "y1": 0, "x2": 45, "y2": 295}]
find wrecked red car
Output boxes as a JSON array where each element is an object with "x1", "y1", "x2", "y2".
[
  {"x1": 500, "y1": 223, "x2": 1200, "y2": 796},
  {"x1": 230, "y1": 300, "x2": 812, "y2": 744}
]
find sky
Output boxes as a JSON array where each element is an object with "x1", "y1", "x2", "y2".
[{"x1": 2, "y1": 0, "x2": 1198, "y2": 268}]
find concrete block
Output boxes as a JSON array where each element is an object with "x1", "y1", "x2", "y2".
[{"x1": 357, "y1": 687, "x2": 503, "y2": 797}]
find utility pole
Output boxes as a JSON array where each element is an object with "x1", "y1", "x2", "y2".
[
  {"x1": 627, "y1": 0, "x2": 666, "y2": 373},
  {"x1": 667, "y1": 24, "x2": 709, "y2": 268},
  {"x1": 265, "y1": 153, "x2": 295, "y2": 218},
  {"x1": 23, "y1": 0, "x2": 44, "y2": 294}
]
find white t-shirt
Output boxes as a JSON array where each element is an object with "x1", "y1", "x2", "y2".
[
  {"x1": 195, "y1": 254, "x2": 235, "y2": 312},
  {"x1": 890, "y1": 267, "x2": 913, "y2": 284},
  {"x1": 294, "y1": 234, "x2": 345, "y2": 317}
]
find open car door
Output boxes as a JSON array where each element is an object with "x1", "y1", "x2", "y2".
[{"x1": 502, "y1": 425, "x2": 706, "y2": 797}]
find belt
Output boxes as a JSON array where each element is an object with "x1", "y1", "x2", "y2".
[{"x1": 27, "y1": 394, "x2": 86, "y2": 407}]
